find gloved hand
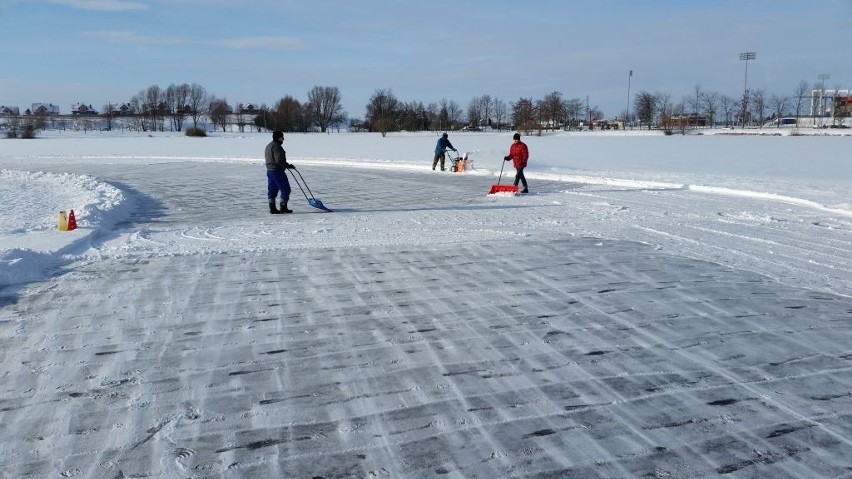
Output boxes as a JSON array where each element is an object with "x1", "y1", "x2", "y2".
[
  {"x1": 287, "y1": 164, "x2": 296, "y2": 169},
  {"x1": 504, "y1": 156, "x2": 511, "y2": 161}
]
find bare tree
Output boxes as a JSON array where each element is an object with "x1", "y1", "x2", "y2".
[
  {"x1": 535, "y1": 99, "x2": 545, "y2": 135},
  {"x1": 5, "y1": 114, "x2": 37, "y2": 138},
  {"x1": 271, "y1": 96, "x2": 304, "y2": 133},
  {"x1": 739, "y1": 89, "x2": 751, "y2": 128},
  {"x1": 436, "y1": 100, "x2": 450, "y2": 132},
  {"x1": 676, "y1": 99, "x2": 689, "y2": 134},
  {"x1": 634, "y1": 91, "x2": 656, "y2": 129},
  {"x1": 147, "y1": 85, "x2": 166, "y2": 131},
  {"x1": 564, "y1": 98, "x2": 584, "y2": 130},
  {"x1": 445, "y1": 100, "x2": 463, "y2": 130},
  {"x1": 102, "y1": 102, "x2": 115, "y2": 131},
  {"x1": 769, "y1": 94, "x2": 790, "y2": 127},
  {"x1": 252, "y1": 105, "x2": 270, "y2": 132},
  {"x1": 493, "y1": 98, "x2": 507, "y2": 131},
  {"x1": 541, "y1": 91, "x2": 566, "y2": 130},
  {"x1": 459, "y1": 94, "x2": 493, "y2": 129},
  {"x1": 397, "y1": 101, "x2": 430, "y2": 131},
  {"x1": 718, "y1": 95, "x2": 737, "y2": 127},
  {"x1": 687, "y1": 85, "x2": 703, "y2": 121},
  {"x1": 186, "y1": 83, "x2": 208, "y2": 130},
  {"x1": 750, "y1": 89, "x2": 767, "y2": 127},
  {"x1": 30, "y1": 107, "x2": 49, "y2": 131},
  {"x1": 306, "y1": 85, "x2": 346, "y2": 133},
  {"x1": 793, "y1": 80, "x2": 810, "y2": 125},
  {"x1": 208, "y1": 97, "x2": 230, "y2": 132},
  {"x1": 700, "y1": 90, "x2": 719, "y2": 128},
  {"x1": 365, "y1": 89, "x2": 399, "y2": 136},
  {"x1": 466, "y1": 97, "x2": 481, "y2": 129},
  {"x1": 831, "y1": 84, "x2": 843, "y2": 126},
  {"x1": 4, "y1": 115, "x2": 20, "y2": 138},
  {"x1": 415, "y1": 102, "x2": 429, "y2": 131},
  {"x1": 655, "y1": 91, "x2": 672, "y2": 130},
  {"x1": 165, "y1": 83, "x2": 190, "y2": 132},
  {"x1": 479, "y1": 94, "x2": 492, "y2": 128},
  {"x1": 511, "y1": 97, "x2": 536, "y2": 134},
  {"x1": 127, "y1": 94, "x2": 146, "y2": 131},
  {"x1": 235, "y1": 104, "x2": 249, "y2": 133},
  {"x1": 425, "y1": 102, "x2": 439, "y2": 131}
]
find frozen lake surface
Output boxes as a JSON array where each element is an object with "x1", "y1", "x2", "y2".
[{"x1": 1, "y1": 131, "x2": 851, "y2": 477}]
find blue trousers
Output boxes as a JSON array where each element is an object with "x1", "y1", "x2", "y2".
[{"x1": 267, "y1": 170, "x2": 291, "y2": 202}]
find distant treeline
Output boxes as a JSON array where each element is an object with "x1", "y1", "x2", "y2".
[{"x1": 3, "y1": 79, "x2": 846, "y2": 139}]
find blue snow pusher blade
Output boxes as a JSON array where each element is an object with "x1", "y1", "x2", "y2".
[
  {"x1": 288, "y1": 167, "x2": 332, "y2": 212},
  {"x1": 308, "y1": 198, "x2": 332, "y2": 212}
]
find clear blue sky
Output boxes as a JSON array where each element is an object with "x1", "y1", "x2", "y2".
[{"x1": 1, "y1": 0, "x2": 849, "y2": 119}]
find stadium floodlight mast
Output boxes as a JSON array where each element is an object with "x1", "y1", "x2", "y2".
[{"x1": 739, "y1": 51, "x2": 756, "y2": 128}]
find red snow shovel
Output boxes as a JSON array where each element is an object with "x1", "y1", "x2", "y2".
[{"x1": 488, "y1": 157, "x2": 519, "y2": 195}]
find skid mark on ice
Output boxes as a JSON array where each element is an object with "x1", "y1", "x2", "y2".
[
  {"x1": 5, "y1": 163, "x2": 852, "y2": 478},
  {"x1": 555, "y1": 183, "x2": 852, "y2": 297}
]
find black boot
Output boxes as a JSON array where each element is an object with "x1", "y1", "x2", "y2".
[
  {"x1": 269, "y1": 201, "x2": 281, "y2": 214},
  {"x1": 279, "y1": 201, "x2": 293, "y2": 214}
]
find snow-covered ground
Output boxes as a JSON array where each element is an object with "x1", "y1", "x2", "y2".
[{"x1": 1, "y1": 129, "x2": 851, "y2": 478}]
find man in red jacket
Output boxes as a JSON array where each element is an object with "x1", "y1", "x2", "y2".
[{"x1": 504, "y1": 132, "x2": 529, "y2": 193}]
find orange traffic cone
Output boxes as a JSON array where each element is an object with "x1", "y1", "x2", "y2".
[
  {"x1": 58, "y1": 210, "x2": 68, "y2": 231},
  {"x1": 67, "y1": 209, "x2": 77, "y2": 231}
]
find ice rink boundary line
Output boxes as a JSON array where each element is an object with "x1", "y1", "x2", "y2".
[{"x1": 6, "y1": 155, "x2": 852, "y2": 218}]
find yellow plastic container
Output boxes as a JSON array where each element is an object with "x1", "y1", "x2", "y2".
[{"x1": 57, "y1": 210, "x2": 69, "y2": 231}]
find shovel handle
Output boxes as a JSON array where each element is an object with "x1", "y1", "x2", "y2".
[{"x1": 496, "y1": 157, "x2": 507, "y2": 185}]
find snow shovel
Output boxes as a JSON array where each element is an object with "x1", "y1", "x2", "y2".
[
  {"x1": 488, "y1": 157, "x2": 519, "y2": 195},
  {"x1": 288, "y1": 167, "x2": 332, "y2": 212}
]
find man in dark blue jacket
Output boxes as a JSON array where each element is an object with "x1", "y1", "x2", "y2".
[{"x1": 432, "y1": 132, "x2": 456, "y2": 171}]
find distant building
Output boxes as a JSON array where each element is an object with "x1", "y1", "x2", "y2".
[
  {"x1": 108, "y1": 102, "x2": 135, "y2": 116},
  {"x1": 811, "y1": 89, "x2": 850, "y2": 117},
  {"x1": 208, "y1": 100, "x2": 233, "y2": 114},
  {"x1": 236, "y1": 103, "x2": 260, "y2": 114},
  {"x1": 0, "y1": 105, "x2": 20, "y2": 116},
  {"x1": 141, "y1": 101, "x2": 170, "y2": 114},
  {"x1": 71, "y1": 103, "x2": 98, "y2": 115},
  {"x1": 833, "y1": 94, "x2": 851, "y2": 117},
  {"x1": 667, "y1": 114, "x2": 707, "y2": 129},
  {"x1": 31, "y1": 103, "x2": 60, "y2": 115}
]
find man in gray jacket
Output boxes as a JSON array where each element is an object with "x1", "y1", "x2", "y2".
[{"x1": 264, "y1": 130, "x2": 295, "y2": 214}]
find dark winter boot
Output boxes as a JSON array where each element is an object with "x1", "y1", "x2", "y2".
[
  {"x1": 269, "y1": 201, "x2": 281, "y2": 214},
  {"x1": 279, "y1": 201, "x2": 293, "y2": 214}
]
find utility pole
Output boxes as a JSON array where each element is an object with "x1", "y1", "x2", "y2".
[{"x1": 626, "y1": 70, "x2": 632, "y2": 129}]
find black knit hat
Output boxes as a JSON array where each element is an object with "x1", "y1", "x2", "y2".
[{"x1": 513, "y1": 132, "x2": 520, "y2": 140}]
